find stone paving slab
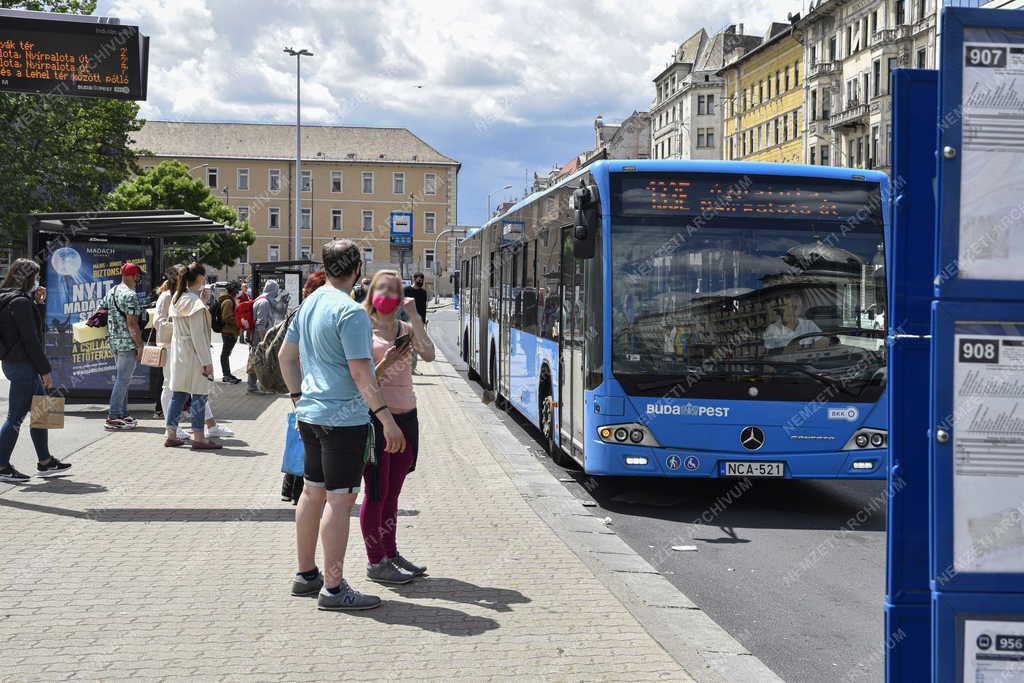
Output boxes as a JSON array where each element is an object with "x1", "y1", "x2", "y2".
[{"x1": 0, "y1": 357, "x2": 690, "y2": 681}]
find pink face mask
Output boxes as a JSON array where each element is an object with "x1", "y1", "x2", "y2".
[{"x1": 371, "y1": 295, "x2": 401, "y2": 314}]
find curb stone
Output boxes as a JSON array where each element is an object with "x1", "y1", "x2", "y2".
[{"x1": 432, "y1": 353, "x2": 783, "y2": 683}]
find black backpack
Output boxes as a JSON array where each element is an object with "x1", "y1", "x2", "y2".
[{"x1": 210, "y1": 295, "x2": 224, "y2": 333}]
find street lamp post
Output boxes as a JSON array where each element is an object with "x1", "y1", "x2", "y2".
[
  {"x1": 284, "y1": 47, "x2": 313, "y2": 262},
  {"x1": 431, "y1": 227, "x2": 465, "y2": 303},
  {"x1": 487, "y1": 184, "x2": 513, "y2": 218}
]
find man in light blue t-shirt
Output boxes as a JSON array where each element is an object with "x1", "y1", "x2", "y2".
[{"x1": 279, "y1": 239, "x2": 405, "y2": 611}]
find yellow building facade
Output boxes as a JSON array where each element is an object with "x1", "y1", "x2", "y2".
[{"x1": 721, "y1": 24, "x2": 805, "y2": 164}]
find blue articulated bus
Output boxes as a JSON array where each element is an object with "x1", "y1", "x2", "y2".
[{"x1": 459, "y1": 159, "x2": 889, "y2": 478}]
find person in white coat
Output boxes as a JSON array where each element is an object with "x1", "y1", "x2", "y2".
[
  {"x1": 154, "y1": 265, "x2": 233, "y2": 441},
  {"x1": 163, "y1": 263, "x2": 222, "y2": 450}
]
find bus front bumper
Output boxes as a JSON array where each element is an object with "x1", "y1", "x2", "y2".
[{"x1": 582, "y1": 439, "x2": 887, "y2": 479}]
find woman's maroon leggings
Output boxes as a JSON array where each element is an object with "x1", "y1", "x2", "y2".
[{"x1": 360, "y1": 414, "x2": 417, "y2": 564}]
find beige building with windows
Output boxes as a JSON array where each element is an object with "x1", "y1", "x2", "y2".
[
  {"x1": 796, "y1": 0, "x2": 941, "y2": 172},
  {"x1": 651, "y1": 25, "x2": 762, "y2": 161},
  {"x1": 132, "y1": 121, "x2": 459, "y2": 286}
]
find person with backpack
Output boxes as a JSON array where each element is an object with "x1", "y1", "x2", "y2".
[
  {"x1": 104, "y1": 262, "x2": 145, "y2": 431},
  {"x1": 246, "y1": 280, "x2": 278, "y2": 394},
  {"x1": 216, "y1": 281, "x2": 241, "y2": 384},
  {"x1": 278, "y1": 239, "x2": 405, "y2": 610},
  {"x1": 163, "y1": 263, "x2": 223, "y2": 450},
  {"x1": 0, "y1": 259, "x2": 72, "y2": 483}
]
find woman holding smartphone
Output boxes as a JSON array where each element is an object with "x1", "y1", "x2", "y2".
[
  {"x1": 164, "y1": 263, "x2": 222, "y2": 450},
  {"x1": 360, "y1": 269, "x2": 435, "y2": 584}
]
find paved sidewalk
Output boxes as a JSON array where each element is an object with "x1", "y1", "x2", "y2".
[{"x1": 0, "y1": 356, "x2": 689, "y2": 681}]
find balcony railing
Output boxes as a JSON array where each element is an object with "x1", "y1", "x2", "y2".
[
  {"x1": 913, "y1": 14, "x2": 935, "y2": 35},
  {"x1": 829, "y1": 102, "x2": 869, "y2": 128},
  {"x1": 808, "y1": 61, "x2": 839, "y2": 79}
]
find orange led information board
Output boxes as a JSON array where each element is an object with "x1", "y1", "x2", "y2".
[
  {"x1": 0, "y1": 12, "x2": 148, "y2": 100},
  {"x1": 614, "y1": 172, "x2": 883, "y2": 223}
]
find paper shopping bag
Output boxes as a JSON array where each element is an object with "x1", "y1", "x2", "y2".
[
  {"x1": 31, "y1": 395, "x2": 65, "y2": 429},
  {"x1": 140, "y1": 344, "x2": 166, "y2": 368}
]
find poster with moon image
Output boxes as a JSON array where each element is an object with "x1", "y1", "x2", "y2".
[{"x1": 44, "y1": 239, "x2": 153, "y2": 392}]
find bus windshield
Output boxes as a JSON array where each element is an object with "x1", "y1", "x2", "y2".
[{"x1": 609, "y1": 173, "x2": 887, "y2": 403}]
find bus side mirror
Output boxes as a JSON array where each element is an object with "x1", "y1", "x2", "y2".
[{"x1": 571, "y1": 185, "x2": 598, "y2": 260}]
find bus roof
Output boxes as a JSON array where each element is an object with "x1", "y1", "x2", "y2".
[{"x1": 481, "y1": 159, "x2": 889, "y2": 230}]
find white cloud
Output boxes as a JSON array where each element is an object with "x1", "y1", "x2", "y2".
[
  {"x1": 101, "y1": 0, "x2": 798, "y2": 124},
  {"x1": 96, "y1": 0, "x2": 802, "y2": 222}
]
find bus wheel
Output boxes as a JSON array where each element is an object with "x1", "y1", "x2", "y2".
[
  {"x1": 490, "y1": 346, "x2": 506, "y2": 409},
  {"x1": 541, "y1": 389, "x2": 574, "y2": 468}
]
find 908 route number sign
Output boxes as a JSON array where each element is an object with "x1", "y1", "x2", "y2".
[
  {"x1": 0, "y1": 13, "x2": 148, "y2": 100},
  {"x1": 958, "y1": 338, "x2": 1000, "y2": 364}
]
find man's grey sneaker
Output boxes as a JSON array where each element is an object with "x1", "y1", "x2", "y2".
[
  {"x1": 367, "y1": 558, "x2": 415, "y2": 585},
  {"x1": 391, "y1": 553, "x2": 427, "y2": 577},
  {"x1": 37, "y1": 458, "x2": 71, "y2": 477},
  {"x1": 317, "y1": 581, "x2": 381, "y2": 611},
  {"x1": 0, "y1": 466, "x2": 30, "y2": 484},
  {"x1": 290, "y1": 571, "x2": 323, "y2": 597}
]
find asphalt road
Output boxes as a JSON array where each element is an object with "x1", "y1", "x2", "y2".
[{"x1": 429, "y1": 306, "x2": 887, "y2": 683}]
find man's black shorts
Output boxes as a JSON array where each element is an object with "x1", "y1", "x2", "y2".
[{"x1": 297, "y1": 421, "x2": 368, "y2": 494}]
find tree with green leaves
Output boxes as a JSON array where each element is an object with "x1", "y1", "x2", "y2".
[
  {"x1": 106, "y1": 161, "x2": 256, "y2": 269},
  {"x1": 0, "y1": 0, "x2": 143, "y2": 240}
]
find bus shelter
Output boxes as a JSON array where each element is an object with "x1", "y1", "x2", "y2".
[
  {"x1": 250, "y1": 260, "x2": 321, "y2": 312},
  {"x1": 28, "y1": 210, "x2": 239, "y2": 403}
]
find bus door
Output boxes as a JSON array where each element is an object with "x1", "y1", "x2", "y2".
[
  {"x1": 559, "y1": 227, "x2": 586, "y2": 459},
  {"x1": 499, "y1": 248, "x2": 513, "y2": 396}
]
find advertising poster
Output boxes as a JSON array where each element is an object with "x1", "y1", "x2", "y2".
[{"x1": 43, "y1": 239, "x2": 152, "y2": 393}]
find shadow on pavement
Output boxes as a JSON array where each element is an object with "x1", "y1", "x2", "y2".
[
  {"x1": 388, "y1": 577, "x2": 530, "y2": 614},
  {"x1": 0, "y1": 499, "x2": 296, "y2": 522},
  {"x1": 348, "y1": 599, "x2": 501, "y2": 636},
  {"x1": 16, "y1": 478, "x2": 107, "y2": 495},
  {"x1": 561, "y1": 470, "x2": 886, "y2": 533}
]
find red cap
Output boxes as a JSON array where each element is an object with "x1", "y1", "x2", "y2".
[{"x1": 121, "y1": 262, "x2": 142, "y2": 278}]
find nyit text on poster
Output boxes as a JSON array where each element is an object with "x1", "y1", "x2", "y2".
[{"x1": 43, "y1": 238, "x2": 153, "y2": 391}]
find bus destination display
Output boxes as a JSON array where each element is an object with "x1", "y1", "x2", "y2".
[
  {"x1": 614, "y1": 173, "x2": 881, "y2": 223},
  {"x1": 0, "y1": 14, "x2": 148, "y2": 100}
]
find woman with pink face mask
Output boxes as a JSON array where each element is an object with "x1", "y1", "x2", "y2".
[{"x1": 359, "y1": 269, "x2": 436, "y2": 585}]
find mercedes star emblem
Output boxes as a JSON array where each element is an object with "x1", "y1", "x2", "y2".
[{"x1": 740, "y1": 426, "x2": 765, "y2": 451}]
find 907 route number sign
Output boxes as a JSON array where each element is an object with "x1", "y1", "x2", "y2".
[{"x1": 965, "y1": 45, "x2": 1008, "y2": 68}]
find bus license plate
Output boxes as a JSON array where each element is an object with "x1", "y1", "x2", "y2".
[{"x1": 722, "y1": 461, "x2": 784, "y2": 478}]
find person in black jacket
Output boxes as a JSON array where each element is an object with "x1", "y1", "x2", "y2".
[{"x1": 0, "y1": 259, "x2": 71, "y2": 483}]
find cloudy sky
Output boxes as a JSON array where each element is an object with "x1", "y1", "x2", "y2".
[{"x1": 96, "y1": 0, "x2": 802, "y2": 226}]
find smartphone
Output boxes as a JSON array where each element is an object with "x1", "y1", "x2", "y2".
[{"x1": 394, "y1": 334, "x2": 411, "y2": 349}]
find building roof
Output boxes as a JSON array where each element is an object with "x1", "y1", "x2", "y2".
[
  {"x1": 132, "y1": 120, "x2": 460, "y2": 166},
  {"x1": 719, "y1": 22, "x2": 796, "y2": 73}
]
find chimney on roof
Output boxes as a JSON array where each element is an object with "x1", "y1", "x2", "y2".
[{"x1": 738, "y1": 23, "x2": 744, "y2": 35}]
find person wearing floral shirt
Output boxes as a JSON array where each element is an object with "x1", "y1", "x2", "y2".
[{"x1": 104, "y1": 263, "x2": 145, "y2": 431}]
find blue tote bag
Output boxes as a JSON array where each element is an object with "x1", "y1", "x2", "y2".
[{"x1": 281, "y1": 412, "x2": 305, "y2": 476}]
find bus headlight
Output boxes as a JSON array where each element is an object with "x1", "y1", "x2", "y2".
[
  {"x1": 844, "y1": 429, "x2": 887, "y2": 450},
  {"x1": 598, "y1": 422, "x2": 661, "y2": 447}
]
